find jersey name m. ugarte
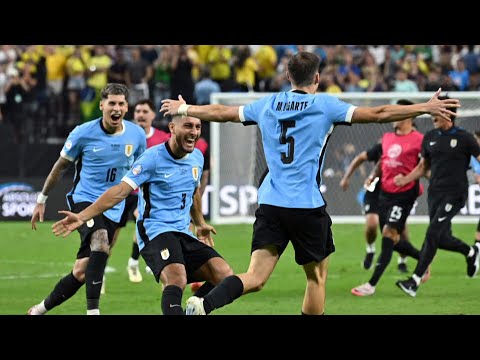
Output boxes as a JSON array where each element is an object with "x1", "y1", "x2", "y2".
[
  {"x1": 61, "y1": 119, "x2": 147, "y2": 222},
  {"x1": 240, "y1": 90, "x2": 355, "y2": 208},
  {"x1": 121, "y1": 142, "x2": 204, "y2": 251}
]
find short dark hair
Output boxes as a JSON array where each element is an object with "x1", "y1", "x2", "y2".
[
  {"x1": 101, "y1": 83, "x2": 129, "y2": 101},
  {"x1": 135, "y1": 98, "x2": 155, "y2": 112},
  {"x1": 474, "y1": 130, "x2": 480, "y2": 138},
  {"x1": 438, "y1": 94, "x2": 456, "y2": 122},
  {"x1": 287, "y1": 52, "x2": 320, "y2": 87},
  {"x1": 396, "y1": 99, "x2": 414, "y2": 106}
]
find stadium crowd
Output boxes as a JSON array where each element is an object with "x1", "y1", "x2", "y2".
[{"x1": 1, "y1": 45, "x2": 480, "y2": 145}]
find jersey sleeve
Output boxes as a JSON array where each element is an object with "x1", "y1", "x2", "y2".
[
  {"x1": 121, "y1": 150, "x2": 156, "y2": 191},
  {"x1": 241, "y1": 96, "x2": 270, "y2": 126},
  {"x1": 134, "y1": 130, "x2": 147, "y2": 160},
  {"x1": 60, "y1": 125, "x2": 82, "y2": 162},
  {"x1": 366, "y1": 143, "x2": 382, "y2": 162},
  {"x1": 466, "y1": 131, "x2": 480, "y2": 159},
  {"x1": 323, "y1": 95, "x2": 356, "y2": 124}
]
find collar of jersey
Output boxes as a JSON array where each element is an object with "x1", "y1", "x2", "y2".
[{"x1": 290, "y1": 89, "x2": 308, "y2": 94}]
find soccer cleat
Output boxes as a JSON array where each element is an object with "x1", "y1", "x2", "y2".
[
  {"x1": 190, "y1": 281, "x2": 204, "y2": 292},
  {"x1": 145, "y1": 266, "x2": 153, "y2": 275},
  {"x1": 466, "y1": 245, "x2": 480, "y2": 278},
  {"x1": 127, "y1": 265, "x2": 143, "y2": 283},
  {"x1": 351, "y1": 282, "x2": 375, "y2": 297},
  {"x1": 27, "y1": 305, "x2": 43, "y2": 315},
  {"x1": 396, "y1": 278, "x2": 418, "y2": 297},
  {"x1": 397, "y1": 262, "x2": 408, "y2": 273},
  {"x1": 185, "y1": 296, "x2": 206, "y2": 315},
  {"x1": 363, "y1": 252, "x2": 375, "y2": 270}
]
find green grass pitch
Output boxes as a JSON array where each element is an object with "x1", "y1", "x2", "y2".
[{"x1": 1, "y1": 221, "x2": 478, "y2": 315}]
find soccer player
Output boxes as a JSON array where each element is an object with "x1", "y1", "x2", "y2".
[
  {"x1": 159, "y1": 51, "x2": 460, "y2": 315},
  {"x1": 123, "y1": 99, "x2": 170, "y2": 283},
  {"x1": 51, "y1": 115, "x2": 233, "y2": 315},
  {"x1": 340, "y1": 141, "x2": 411, "y2": 272},
  {"x1": 351, "y1": 100, "x2": 426, "y2": 297},
  {"x1": 395, "y1": 96, "x2": 480, "y2": 297},
  {"x1": 28, "y1": 83, "x2": 147, "y2": 315}
]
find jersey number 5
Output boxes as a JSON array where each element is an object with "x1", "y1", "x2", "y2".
[{"x1": 280, "y1": 120, "x2": 295, "y2": 164}]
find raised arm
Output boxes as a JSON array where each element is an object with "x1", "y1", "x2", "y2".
[
  {"x1": 160, "y1": 95, "x2": 241, "y2": 123},
  {"x1": 31, "y1": 156, "x2": 72, "y2": 230},
  {"x1": 352, "y1": 88, "x2": 460, "y2": 124},
  {"x1": 52, "y1": 181, "x2": 133, "y2": 238},
  {"x1": 339, "y1": 151, "x2": 368, "y2": 191}
]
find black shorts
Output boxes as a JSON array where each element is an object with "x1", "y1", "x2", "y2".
[
  {"x1": 252, "y1": 204, "x2": 335, "y2": 265},
  {"x1": 428, "y1": 190, "x2": 467, "y2": 226},
  {"x1": 140, "y1": 231, "x2": 222, "y2": 283},
  {"x1": 378, "y1": 187, "x2": 418, "y2": 232},
  {"x1": 118, "y1": 193, "x2": 138, "y2": 228},
  {"x1": 69, "y1": 201, "x2": 120, "y2": 259},
  {"x1": 363, "y1": 189, "x2": 380, "y2": 215}
]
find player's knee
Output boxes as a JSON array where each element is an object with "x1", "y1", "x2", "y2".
[
  {"x1": 72, "y1": 268, "x2": 86, "y2": 283},
  {"x1": 210, "y1": 263, "x2": 234, "y2": 284}
]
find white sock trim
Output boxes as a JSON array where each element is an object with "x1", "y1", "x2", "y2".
[{"x1": 412, "y1": 274, "x2": 421, "y2": 286}]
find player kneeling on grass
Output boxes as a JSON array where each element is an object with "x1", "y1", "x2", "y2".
[{"x1": 52, "y1": 115, "x2": 233, "y2": 315}]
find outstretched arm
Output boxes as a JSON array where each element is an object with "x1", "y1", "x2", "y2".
[
  {"x1": 339, "y1": 151, "x2": 368, "y2": 191},
  {"x1": 352, "y1": 88, "x2": 460, "y2": 124},
  {"x1": 160, "y1": 95, "x2": 241, "y2": 123},
  {"x1": 52, "y1": 181, "x2": 133, "y2": 238},
  {"x1": 31, "y1": 156, "x2": 72, "y2": 230}
]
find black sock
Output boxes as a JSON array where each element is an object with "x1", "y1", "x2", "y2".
[
  {"x1": 203, "y1": 275, "x2": 244, "y2": 314},
  {"x1": 162, "y1": 285, "x2": 184, "y2": 315},
  {"x1": 193, "y1": 281, "x2": 215, "y2": 298},
  {"x1": 44, "y1": 272, "x2": 84, "y2": 310},
  {"x1": 131, "y1": 243, "x2": 140, "y2": 261},
  {"x1": 369, "y1": 237, "x2": 394, "y2": 286},
  {"x1": 394, "y1": 238, "x2": 420, "y2": 259},
  {"x1": 85, "y1": 251, "x2": 108, "y2": 310}
]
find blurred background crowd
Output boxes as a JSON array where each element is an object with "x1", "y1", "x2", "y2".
[{"x1": 1, "y1": 44, "x2": 480, "y2": 145}]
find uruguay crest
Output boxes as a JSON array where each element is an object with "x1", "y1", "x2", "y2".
[
  {"x1": 125, "y1": 144, "x2": 133, "y2": 157},
  {"x1": 192, "y1": 166, "x2": 199, "y2": 181},
  {"x1": 161, "y1": 248, "x2": 170, "y2": 260},
  {"x1": 450, "y1": 139, "x2": 457, "y2": 148}
]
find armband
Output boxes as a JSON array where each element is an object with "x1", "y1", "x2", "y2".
[{"x1": 36, "y1": 193, "x2": 48, "y2": 204}]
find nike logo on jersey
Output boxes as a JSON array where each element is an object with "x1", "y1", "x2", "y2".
[
  {"x1": 92, "y1": 280, "x2": 103, "y2": 285},
  {"x1": 438, "y1": 216, "x2": 447, "y2": 222},
  {"x1": 429, "y1": 142, "x2": 436, "y2": 146},
  {"x1": 164, "y1": 173, "x2": 175, "y2": 178},
  {"x1": 93, "y1": 147, "x2": 104, "y2": 152},
  {"x1": 169, "y1": 304, "x2": 181, "y2": 308}
]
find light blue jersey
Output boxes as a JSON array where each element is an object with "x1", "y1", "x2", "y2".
[
  {"x1": 121, "y1": 142, "x2": 204, "y2": 251},
  {"x1": 470, "y1": 155, "x2": 480, "y2": 175},
  {"x1": 240, "y1": 90, "x2": 356, "y2": 208},
  {"x1": 61, "y1": 119, "x2": 147, "y2": 222}
]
